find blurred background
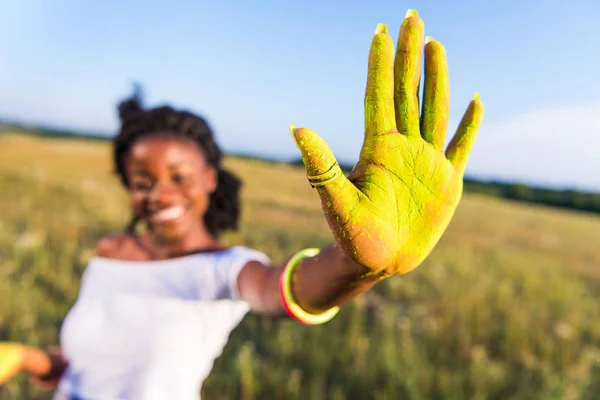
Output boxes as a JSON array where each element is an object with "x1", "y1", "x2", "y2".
[{"x1": 1, "y1": 0, "x2": 600, "y2": 399}]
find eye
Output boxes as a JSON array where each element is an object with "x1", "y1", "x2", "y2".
[
  {"x1": 172, "y1": 173, "x2": 189, "y2": 184},
  {"x1": 132, "y1": 180, "x2": 153, "y2": 191}
]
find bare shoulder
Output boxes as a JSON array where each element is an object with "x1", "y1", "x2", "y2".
[{"x1": 95, "y1": 233, "x2": 133, "y2": 258}]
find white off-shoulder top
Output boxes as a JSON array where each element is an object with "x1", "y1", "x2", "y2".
[{"x1": 53, "y1": 246, "x2": 270, "y2": 400}]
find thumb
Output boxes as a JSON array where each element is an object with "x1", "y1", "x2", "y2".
[
  {"x1": 289, "y1": 125, "x2": 360, "y2": 224},
  {"x1": 445, "y1": 93, "x2": 484, "y2": 174},
  {"x1": 290, "y1": 125, "x2": 345, "y2": 189}
]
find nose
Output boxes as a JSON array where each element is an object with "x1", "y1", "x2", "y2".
[{"x1": 148, "y1": 181, "x2": 178, "y2": 207}]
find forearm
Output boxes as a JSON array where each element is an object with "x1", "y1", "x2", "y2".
[
  {"x1": 240, "y1": 245, "x2": 382, "y2": 317},
  {"x1": 284, "y1": 244, "x2": 381, "y2": 314}
]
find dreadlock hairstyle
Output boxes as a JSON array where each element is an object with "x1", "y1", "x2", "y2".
[{"x1": 113, "y1": 88, "x2": 241, "y2": 238}]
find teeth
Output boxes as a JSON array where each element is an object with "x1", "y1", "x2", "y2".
[{"x1": 153, "y1": 206, "x2": 184, "y2": 221}]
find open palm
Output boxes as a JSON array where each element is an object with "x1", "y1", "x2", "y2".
[{"x1": 291, "y1": 10, "x2": 484, "y2": 277}]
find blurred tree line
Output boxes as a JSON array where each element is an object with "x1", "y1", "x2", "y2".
[
  {"x1": 1, "y1": 121, "x2": 598, "y2": 215},
  {"x1": 462, "y1": 179, "x2": 600, "y2": 214}
]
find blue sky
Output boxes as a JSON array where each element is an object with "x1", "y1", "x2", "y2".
[{"x1": 2, "y1": 0, "x2": 599, "y2": 191}]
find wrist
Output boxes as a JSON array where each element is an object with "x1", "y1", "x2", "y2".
[
  {"x1": 279, "y1": 248, "x2": 340, "y2": 325},
  {"x1": 21, "y1": 346, "x2": 52, "y2": 377},
  {"x1": 22, "y1": 346, "x2": 67, "y2": 383},
  {"x1": 334, "y1": 245, "x2": 388, "y2": 283}
]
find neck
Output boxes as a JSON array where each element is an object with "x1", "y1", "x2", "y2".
[{"x1": 142, "y1": 224, "x2": 223, "y2": 259}]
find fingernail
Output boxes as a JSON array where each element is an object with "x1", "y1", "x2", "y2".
[
  {"x1": 289, "y1": 124, "x2": 300, "y2": 147},
  {"x1": 375, "y1": 23, "x2": 388, "y2": 35},
  {"x1": 405, "y1": 9, "x2": 418, "y2": 18}
]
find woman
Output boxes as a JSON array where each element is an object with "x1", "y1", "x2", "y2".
[{"x1": 0, "y1": 10, "x2": 483, "y2": 399}]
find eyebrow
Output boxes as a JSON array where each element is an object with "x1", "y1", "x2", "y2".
[
  {"x1": 167, "y1": 162, "x2": 191, "y2": 169},
  {"x1": 131, "y1": 170, "x2": 150, "y2": 177},
  {"x1": 130, "y1": 162, "x2": 192, "y2": 175}
]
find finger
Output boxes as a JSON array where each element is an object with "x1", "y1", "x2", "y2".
[
  {"x1": 290, "y1": 125, "x2": 350, "y2": 190},
  {"x1": 364, "y1": 24, "x2": 396, "y2": 137},
  {"x1": 421, "y1": 37, "x2": 450, "y2": 150},
  {"x1": 445, "y1": 94, "x2": 484, "y2": 173},
  {"x1": 394, "y1": 9, "x2": 425, "y2": 136},
  {"x1": 289, "y1": 125, "x2": 360, "y2": 223}
]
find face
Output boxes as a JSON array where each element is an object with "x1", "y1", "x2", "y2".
[{"x1": 124, "y1": 134, "x2": 217, "y2": 243}]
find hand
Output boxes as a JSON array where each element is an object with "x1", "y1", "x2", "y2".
[
  {"x1": 29, "y1": 346, "x2": 65, "y2": 390},
  {"x1": 290, "y1": 10, "x2": 484, "y2": 277},
  {"x1": 0, "y1": 342, "x2": 26, "y2": 385}
]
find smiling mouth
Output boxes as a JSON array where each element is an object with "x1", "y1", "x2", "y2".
[{"x1": 149, "y1": 205, "x2": 186, "y2": 224}]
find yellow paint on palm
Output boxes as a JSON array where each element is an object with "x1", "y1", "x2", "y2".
[
  {"x1": 290, "y1": 10, "x2": 484, "y2": 277},
  {"x1": 0, "y1": 342, "x2": 24, "y2": 384}
]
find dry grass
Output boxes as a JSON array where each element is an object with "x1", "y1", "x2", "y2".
[{"x1": 1, "y1": 132, "x2": 600, "y2": 399}]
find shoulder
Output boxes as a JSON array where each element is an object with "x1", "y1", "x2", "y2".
[{"x1": 95, "y1": 233, "x2": 134, "y2": 258}]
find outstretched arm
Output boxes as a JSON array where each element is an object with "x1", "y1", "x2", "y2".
[{"x1": 239, "y1": 10, "x2": 483, "y2": 322}]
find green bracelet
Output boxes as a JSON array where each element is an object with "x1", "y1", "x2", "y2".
[{"x1": 279, "y1": 248, "x2": 340, "y2": 325}]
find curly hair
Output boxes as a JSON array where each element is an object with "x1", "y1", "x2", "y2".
[{"x1": 112, "y1": 87, "x2": 241, "y2": 238}]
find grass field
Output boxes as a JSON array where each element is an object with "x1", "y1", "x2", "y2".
[{"x1": 1, "y1": 132, "x2": 600, "y2": 399}]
